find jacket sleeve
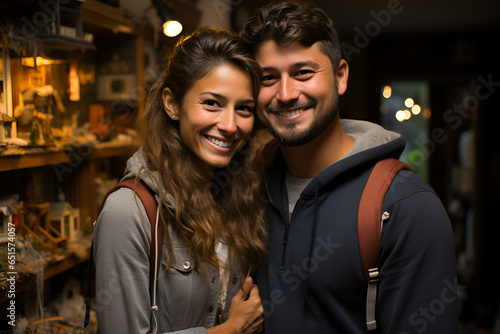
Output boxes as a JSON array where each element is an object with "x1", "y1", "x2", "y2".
[
  {"x1": 377, "y1": 183, "x2": 458, "y2": 334},
  {"x1": 93, "y1": 188, "x2": 208, "y2": 334}
]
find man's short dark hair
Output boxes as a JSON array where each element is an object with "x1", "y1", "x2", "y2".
[{"x1": 241, "y1": 0, "x2": 343, "y2": 70}]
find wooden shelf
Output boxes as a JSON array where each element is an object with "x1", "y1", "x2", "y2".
[
  {"x1": 90, "y1": 144, "x2": 135, "y2": 160},
  {"x1": 0, "y1": 143, "x2": 134, "y2": 308},
  {"x1": 0, "y1": 143, "x2": 134, "y2": 172},
  {"x1": 44, "y1": 248, "x2": 90, "y2": 280},
  {"x1": 0, "y1": 151, "x2": 70, "y2": 172},
  {"x1": 0, "y1": 241, "x2": 91, "y2": 305},
  {"x1": 0, "y1": 148, "x2": 131, "y2": 309}
]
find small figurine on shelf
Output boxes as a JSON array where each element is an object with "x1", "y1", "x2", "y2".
[
  {"x1": 29, "y1": 116, "x2": 44, "y2": 145},
  {"x1": 0, "y1": 206, "x2": 13, "y2": 243},
  {"x1": 0, "y1": 194, "x2": 22, "y2": 244},
  {"x1": 0, "y1": 112, "x2": 15, "y2": 144},
  {"x1": 14, "y1": 85, "x2": 66, "y2": 145},
  {"x1": 49, "y1": 201, "x2": 81, "y2": 241},
  {"x1": 18, "y1": 203, "x2": 67, "y2": 252}
]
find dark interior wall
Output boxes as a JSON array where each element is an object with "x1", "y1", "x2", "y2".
[{"x1": 341, "y1": 27, "x2": 500, "y2": 329}]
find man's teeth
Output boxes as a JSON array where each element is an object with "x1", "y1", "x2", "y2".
[
  {"x1": 277, "y1": 108, "x2": 307, "y2": 117},
  {"x1": 206, "y1": 136, "x2": 233, "y2": 148}
]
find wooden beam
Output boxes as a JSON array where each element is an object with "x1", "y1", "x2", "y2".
[{"x1": 81, "y1": 0, "x2": 139, "y2": 35}]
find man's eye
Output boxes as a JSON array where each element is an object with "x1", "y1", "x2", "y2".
[
  {"x1": 261, "y1": 75, "x2": 277, "y2": 86},
  {"x1": 296, "y1": 70, "x2": 313, "y2": 77},
  {"x1": 236, "y1": 105, "x2": 255, "y2": 114}
]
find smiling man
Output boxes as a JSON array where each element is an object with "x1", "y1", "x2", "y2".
[{"x1": 241, "y1": 1, "x2": 458, "y2": 333}]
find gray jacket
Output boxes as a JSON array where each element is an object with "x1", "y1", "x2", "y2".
[{"x1": 93, "y1": 148, "x2": 243, "y2": 333}]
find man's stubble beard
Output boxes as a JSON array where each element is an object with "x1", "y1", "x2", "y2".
[{"x1": 265, "y1": 90, "x2": 339, "y2": 147}]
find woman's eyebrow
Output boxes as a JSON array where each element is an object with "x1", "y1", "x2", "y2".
[{"x1": 200, "y1": 92, "x2": 254, "y2": 104}]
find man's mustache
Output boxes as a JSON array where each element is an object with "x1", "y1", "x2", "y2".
[{"x1": 265, "y1": 101, "x2": 316, "y2": 114}]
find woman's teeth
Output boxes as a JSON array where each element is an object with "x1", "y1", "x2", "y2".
[{"x1": 206, "y1": 136, "x2": 233, "y2": 148}]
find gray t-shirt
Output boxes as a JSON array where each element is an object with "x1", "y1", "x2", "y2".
[
  {"x1": 284, "y1": 119, "x2": 384, "y2": 218},
  {"x1": 285, "y1": 172, "x2": 312, "y2": 219}
]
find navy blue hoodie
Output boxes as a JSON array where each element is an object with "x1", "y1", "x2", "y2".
[{"x1": 258, "y1": 120, "x2": 458, "y2": 334}]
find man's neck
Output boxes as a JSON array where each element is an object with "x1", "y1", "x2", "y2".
[{"x1": 280, "y1": 116, "x2": 355, "y2": 179}]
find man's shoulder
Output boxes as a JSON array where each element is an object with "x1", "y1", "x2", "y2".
[
  {"x1": 382, "y1": 168, "x2": 447, "y2": 222},
  {"x1": 386, "y1": 169, "x2": 437, "y2": 200}
]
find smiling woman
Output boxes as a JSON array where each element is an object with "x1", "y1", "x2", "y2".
[
  {"x1": 162, "y1": 63, "x2": 255, "y2": 170},
  {"x1": 92, "y1": 28, "x2": 267, "y2": 334}
]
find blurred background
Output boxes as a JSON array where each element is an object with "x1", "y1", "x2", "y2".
[{"x1": 0, "y1": 0, "x2": 499, "y2": 333}]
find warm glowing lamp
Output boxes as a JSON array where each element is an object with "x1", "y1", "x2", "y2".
[
  {"x1": 382, "y1": 86, "x2": 392, "y2": 98},
  {"x1": 395, "y1": 110, "x2": 405, "y2": 122},
  {"x1": 153, "y1": 0, "x2": 182, "y2": 37},
  {"x1": 404, "y1": 98, "x2": 414, "y2": 108},
  {"x1": 163, "y1": 20, "x2": 183, "y2": 37},
  {"x1": 411, "y1": 104, "x2": 421, "y2": 115}
]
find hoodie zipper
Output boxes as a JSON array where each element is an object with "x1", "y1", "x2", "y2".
[
  {"x1": 267, "y1": 183, "x2": 290, "y2": 270},
  {"x1": 279, "y1": 200, "x2": 298, "y2": 269},
  {"x1": 281, "y1": 225, "x2": 289, "y2": 269},
  {"x1": 304, "y1": 182, "x2": 319, "y2": 307},
  {"x1": 277, "y1": 198, "x2": 301, "y2": 270}
]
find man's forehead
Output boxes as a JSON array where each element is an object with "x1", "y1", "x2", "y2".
[{"x1": 254, "y1": 40, "x2": 330, "y2": 69}]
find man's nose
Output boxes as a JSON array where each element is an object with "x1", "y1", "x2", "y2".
[{"x1": 276, "y1": 77, "x2": 299, "y2": 103}]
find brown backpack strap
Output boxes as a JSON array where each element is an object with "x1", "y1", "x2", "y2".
[
  {"x1": 358, "y1": 158, "x2": 413, "y2": 330},
  {"x1": 85, "y1": 178, "x2": 161, "y2": 328},
  {"x1": 103, "y1": 178, "x2": 162, "y2": 287}
]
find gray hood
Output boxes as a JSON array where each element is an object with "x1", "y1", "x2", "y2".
[
  {"x1": 268, "y1": 118, "x2": 406, "y2": 200},
  {"x1": 122, "y1": 147, "x2": 175, "y2": 209},
  {"x1": 341, "y1": 119, "x2": 403, "y2": 160}
]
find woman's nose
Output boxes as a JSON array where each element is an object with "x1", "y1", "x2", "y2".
[{"x1": 217, "y1": 109, "x2": 237, "y2": 134}]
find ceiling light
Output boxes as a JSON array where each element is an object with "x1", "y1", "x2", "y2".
[
  {"x1": 152, "y1": 0, "x2": 182, "y2": 37},
  {"x1": 163, "y1": 20, "x2": 183, "y2": 37}
]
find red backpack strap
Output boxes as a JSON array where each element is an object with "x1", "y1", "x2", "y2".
[
  {"x1": 86, "y1": 178, "x2": 161, "y2": 328},
  {"x1": 358, "y1": 158, "x2": 413, "y2": 330},
  {"x1": 105, "y1": 178, "x2": 162, "y2": 287}
]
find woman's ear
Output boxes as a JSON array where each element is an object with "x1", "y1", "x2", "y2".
[{"x1": 162, "y1": 87, "x2": 179, "y2": 120}]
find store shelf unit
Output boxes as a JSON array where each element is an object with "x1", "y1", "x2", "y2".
[
  {"x1": 0, "y1": 143, "x2": 134, "y2": 226},
  {"x1": 0, "y1": 143, "x2": 134, "y2": 310},
  {"x1": 0, "y1": 243, "x2": 90, "y2": 305},
  {"x1": 0, "y1": 0, "x2": 194, "y2": 327}
]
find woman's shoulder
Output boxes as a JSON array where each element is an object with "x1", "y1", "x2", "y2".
[{"x1": 94, "y1": 187, "x2": 152, "y2": 246}]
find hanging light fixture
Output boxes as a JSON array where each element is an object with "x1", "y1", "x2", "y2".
[{"x1": 152, "y1": 0, "x2": 183, "y2": 37}]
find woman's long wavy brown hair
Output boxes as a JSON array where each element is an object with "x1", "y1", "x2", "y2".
[{"x1": 136, "y1": 28, "x2": 267, "y2": 275}]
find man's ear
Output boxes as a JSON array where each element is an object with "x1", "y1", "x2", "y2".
[
  {"x1": 162, "y1": 87, "x2": 179, "y2": 120},
  {"x1": 336, "y1": 59, "x2": 349, "y2": 96}
]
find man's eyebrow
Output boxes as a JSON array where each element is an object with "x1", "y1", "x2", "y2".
[
  {"x1": 291, "y1": 61, "x2": 320, "y2": 69},
  {"x1": 261, "y1": 61, "x2": 320, "y2": 72},
  {"x1": 261, "y1": 66, "x2": 277, "y2": 72}
]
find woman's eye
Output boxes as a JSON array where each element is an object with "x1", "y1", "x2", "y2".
[{"x1": 202, "y1": 99, "x2": 219, "y2": 108}]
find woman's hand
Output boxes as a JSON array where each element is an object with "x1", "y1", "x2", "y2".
[
  {"x1": 226, "y1": 276, "x2": 264, "y2": 333},
  {"x1": 207, "y1": 276, "x2": 264, "y2": 334}
]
